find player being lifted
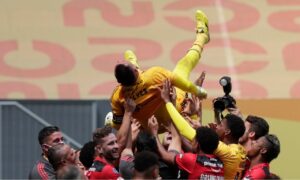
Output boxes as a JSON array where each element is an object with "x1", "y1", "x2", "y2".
[{"x1": 110, "y1": 10, "x2": 210, "y2": 132}]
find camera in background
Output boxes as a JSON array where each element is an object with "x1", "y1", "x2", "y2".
[{"x1": 213, "y1": 76, "x2": 236, "y2": 112}]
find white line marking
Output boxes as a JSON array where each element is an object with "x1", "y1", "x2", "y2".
[{"x1": 215, "y1": 0, "x2": 241, "y2": 96}]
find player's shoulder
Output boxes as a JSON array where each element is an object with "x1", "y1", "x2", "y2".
[
  {"x1": 178, "y1": 152, "x2": 196, "y2": 160},
  {"x1": 111, "y1": 85, "x2": 122, "y2": 99}
]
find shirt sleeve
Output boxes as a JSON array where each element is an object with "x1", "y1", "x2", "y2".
[
  {"x1": 165, "y1": 102, "x2": 196, "y2": 141},
  {"x1": 175, "y1": 153, "x2": 195, "y2": 173},
  {"x1": 213, "y1": 141, "x2": 232, "y2": 161}
]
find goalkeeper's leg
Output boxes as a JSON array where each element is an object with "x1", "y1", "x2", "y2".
[{"x1": 172, "y1": 10, "x2": 209, "y2": 98}]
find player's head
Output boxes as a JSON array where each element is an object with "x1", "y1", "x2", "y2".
[
  {"x1": 93, "y1": 126, "x2": 120, "y2": 161},
  {"x1": 195, "y1": 127, "x2": 219, "y2": 154},
  {"x1": 216, "y1": 114, "x2": 245, "y2": 142},
  {"x1": 38, "y1": 126, "x2": 64, "y2": 155},
  {"x1": 239, "y1": 115, "x2": 269, "y2": 144},
  {"x1": 48, "y1": 144, "x2": 77, "y2": 171},
  {"x1": 247, "y1": 134, "x2": 280, "y2": 163},
  {"x1": 136, "y1": 130, "x2": 158, "y2": 153},
  {"x1": 134, "y1": 151, "x2": 160, "y2": 179},
  {"x1": 114, "y1": 63, "x2": 138, "y2": 86},
  {"x1": 79, "y1": 141, "x2": 96, "y2": 169}
]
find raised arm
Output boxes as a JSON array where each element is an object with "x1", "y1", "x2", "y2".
[
  {"x1": 148, "y1": 116, "x2": 176, "y2": 165},
  {"x1": 159, "y1": 79, "x2": 196, "y2": 141},
  {"x1": 117, "y1": 98, "x2": 136, "y2": 153},
  {"x1": 165, "y1": 122, "x2": 182, "y2": 153}
]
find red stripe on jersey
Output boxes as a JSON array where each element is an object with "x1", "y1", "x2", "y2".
[{"x1": 37, "y1": 163, "x2": 48, "y2": 180}]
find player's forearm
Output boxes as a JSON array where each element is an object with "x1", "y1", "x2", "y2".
[
  {"x1": 168, "y1": 124, "x2": 182, "y2": 152},
  {"x1": 165, "y1": 102, "x2": 196, "y2": 141},
  {"x1": 155, "y1": 135, "x2": 176, "y2": 165},
  {"x1": 117, "y1": 112, "x2": 132, "y2": 152}
]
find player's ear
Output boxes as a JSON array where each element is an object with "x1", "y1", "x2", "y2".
[
  {"x1": 95, "y1": 144, "x2": 103, "y2": 155},
  {"x1": 260, "y1": 147, "x2": 267, "y2": 155},
  {"x1": 42, "y1": 144, "x2": 51, "y2": 152},
  {"x1": 225, "y1": 129, "x2": 231, "y2": 136},
  {"x1": 249, "y1": 131, "x2": 255, "y2": 140}
]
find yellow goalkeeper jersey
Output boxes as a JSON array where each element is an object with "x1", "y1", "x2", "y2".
[{"x1": 111, "y1": 66, "x2": 185, "y2": 130}]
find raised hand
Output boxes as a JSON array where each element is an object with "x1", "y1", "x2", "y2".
[
  {"x1": 131, "y1": 118, "x2": 141, "y2": 142},
  {"x1": 208, "y1": 123, "x2": 217, "y2": 131},
  {"x1": 184, "y1": 115, "x2": 202, "y2": 129},
  {"x1": 195, "y1": 71, "x2": 206, "y2": 87},
  {"x1": 124, "y1": 98, "x2": 136, "y2": 113},
  {"x1": 148, "y1": 115, "x2": 159, "y2": 136},
  {"x1": 170, "y1": 86, "x2": 177, "y2": 105},
  {"x1": 227, "y1": 107, "x2": 243, "y2": 119},
  {"x1": 158, "y1": 79, "x2": 172, "y2": 103}
]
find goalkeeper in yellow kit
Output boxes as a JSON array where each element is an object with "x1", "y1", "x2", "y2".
[{"x1": 110, "y1": 10, "x2": 210, "y2": 131}]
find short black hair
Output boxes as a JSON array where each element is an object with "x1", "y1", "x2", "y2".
[
  {"x1": 196, "y1": 127, "x2": 219, "y2": 154},
  {"x1": 136, "y1": 131, "x2": 158, "y2": 153},
  {"x1": 246, "y1": 115, "x2": 269, "y2": 140},
  {"x1": 93, "y1": 126, "x2": 113, "y2": 145},
  {"x1": 262, "y1": 134, "x2": 280, "y2": 163},
  {"x1": 79, "y1": 141, "x2": 96, "y2": 169},
  {"x1": 134, "y1": 151, "x2": 159, "y2": 172},
  {"x1": 38, "y1": 126, "x2": 60, "y2": 145},
  {"x1": 114, "y1": 64, "x2": 137, "y2": 86},
  {"x1": 225, "y1": 114, "x2": 245, "y2": 141}
]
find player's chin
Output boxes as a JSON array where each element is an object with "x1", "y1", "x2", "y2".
[{"x1": 111, "y1": 151, "x2": 120, "y2": 159}]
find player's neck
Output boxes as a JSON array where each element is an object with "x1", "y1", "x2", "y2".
[{"x1": 249, "y1": 156, "x2": 265, "y2": 169}]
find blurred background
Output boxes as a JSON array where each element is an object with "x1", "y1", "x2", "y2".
[{"x1": 0, "y1": 0, "x2": 299, "y2": 178}]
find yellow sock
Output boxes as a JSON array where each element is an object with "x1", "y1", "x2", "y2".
[{"x1": 124, "y1": 50, "x2": 139, "y2": 68}]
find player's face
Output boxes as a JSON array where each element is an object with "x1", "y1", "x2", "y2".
[
  {"x1": 100, "y1": 133, "x2": 120, "y2": 160},
  {"x1": 246, "y1": 136, "x2": 266, "y2": 158},
  {"x1": 43, "y1": 131, "x2": 64, "y2": 152},
  {"x1": 181, "y1": 98, "x2": 193, "y2": 116},
  {"x1": 64, "y1": 145, "x2": 77, "y2": 164},
  {"x1": 215, "y1": 119, "x2": 227, "y2": 140},
  {"x1": 239, "y1": 121, "x2": 251, "y2": 144}
]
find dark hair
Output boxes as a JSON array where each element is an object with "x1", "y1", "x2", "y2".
[
  {"x1": 79, "y1": 141, "x2": 96, "y2": 169},
  {"x1": 136, "y1": 131, "x2": 158, "y2": 153},
  {"x1": 225, "y1": 114, "x2": 245, "y2": 141},
  {"x1": 93, "y1": 126, "x2": 113, "y2": 145},
  {"x1": 48, "y1": 144, "x2": 67, "y2": 171},
  {"x1": 246, "y1": 115, "x2": 269, "y2": 140},
  {"x1": 114, "y1": 64, "x2": 137, "y2": 86},
  {"x1": 134, "y1": 151, "x2": 159, "y2": 173},
  {"x1": 38, "y1": 126, "x2": 60, "y2": 145},
  {"x1": 195, "y1": 127, "x2": 219, "y2": 154},
  {"x1": 262, "y1": 134, "x2": 280, "y2": 163}
]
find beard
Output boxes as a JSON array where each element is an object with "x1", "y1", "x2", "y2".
[{"x1": 104, "y1": 148, "x2": 119, "y2": 161}]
